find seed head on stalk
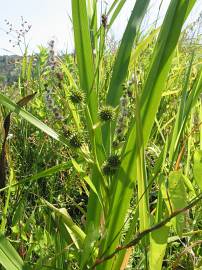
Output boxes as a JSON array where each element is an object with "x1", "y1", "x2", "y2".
[
  {"x1": 69, "y1": 88, "x2": 84, "y2": 104},
  {"x1": 99, "y1": 106, "x2": 115, "y2": 122},
  {"x1": 69, "y1": 133, "x2": 84, "y2": 148}
]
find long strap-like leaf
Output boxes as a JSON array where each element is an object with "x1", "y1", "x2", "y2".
[
  {"x1": 0, "y1": 93, "x2": 36, "y2": 189},
  {"x1": 99, "y1": 1, "x2": 196, "y2": 269},
  {"x1": 102, "y1": 0, "x2": 150, "y2": 151},
  {"x1": 71, "y1": 0, "x2": 106, "y2": 239}
]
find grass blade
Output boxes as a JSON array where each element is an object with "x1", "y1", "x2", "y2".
[
  {"x1": 106, "y1": 0, "x2": 150, "y2": 106},
  {"x1": 135, "y1": 89, "x2": 150, "y2": 234},
  {"x1": 99, "y1": 1, "x2": 196, "y2": 268},
  {"x1": 0, "y1": 235, "x2": 24, "y2": 270},
  {"x1": 193, "y1": 150, "x2": 202, "y2": 191},
  {"x1": 0, "y1": 93, "x2": 68, "y2": 146},
  {"x1": 43, "y1": 200, "x2": 86, "y2": 249},
  {"x1": 103, "y1": 0, "x2": 150, "y2": 151}
]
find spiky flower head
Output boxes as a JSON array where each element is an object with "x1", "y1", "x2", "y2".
[
  {"x1": 69, "y1": 89, "x2": 84, "y2": 104},
  {"x1": 102, "y1": 162, "x2": 116, "y2": 176},
  {"x1": 112, "y1": 140, "x2": 119, "y2": 149},
  {"x1": 69, "y1": 133, "x2": 83, "y2": 148},
  {"x1": 107, "y1": 154, "x2": 120, "y2": 168},
  {"x1": 101, "y1": 14, "x2": 108, "y2": 28},
  {"x1": 63, "y1": 126, "x2": 74, "y2": 137},
  {"x1": 52, "y1": 107, "x2": 63, "y2": 120},
  {"x1": 99, "y1": 106, "x2": 115, "y2": 122}
]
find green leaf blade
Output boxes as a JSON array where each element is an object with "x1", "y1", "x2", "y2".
[{"x1": 0, "y1": 235, "x2": 24, "y2": 270}]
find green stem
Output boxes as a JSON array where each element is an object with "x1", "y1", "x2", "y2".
[
  {"x1": 200, "y1": 96, "x2": 202, "y2": 150},
  {"x1": 1, "y1": 166, "x2": 13, "y2": 233}
]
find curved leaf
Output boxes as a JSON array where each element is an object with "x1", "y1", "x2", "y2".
[{"x1": 0, "y1": 235, "x2": 24, "y2": 270}]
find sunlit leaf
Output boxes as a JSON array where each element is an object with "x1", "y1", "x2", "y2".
[
  {"x1": 193, "y1": 150, "x2": 202, "y2": 191},
  {"x1": 0, "y1": 235, "x2": 24, "y2": 270}
]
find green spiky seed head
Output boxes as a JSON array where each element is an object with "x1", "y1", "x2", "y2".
[
  {"x1": 63, "y1": 126, "x2": 74, "y2": 137},
  {"x1": 69, "y1": 133, "x2": 83, "y2": 148},
  {"x1": 99, "y1": 106, "x2": 115, "y2": 122},
  {"x1": 102, "y1": 162, "x2": 116, "y2": 176},
  {"x1": 107, "y1": 154, "x2": 120, "y2": 168},
  {"x1": 112, "y1": 140, "x2": 120, "y2": 148},
  {"x1": 69, "y1": 89, "x2": 84, "y2": 104}
]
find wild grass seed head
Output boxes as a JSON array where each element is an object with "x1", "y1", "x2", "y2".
[
  {"x1": 107, "y1": 154, "x2": 121, "y2": 168},
  {"x1": 102, "y1": 162, "x2": 116, "y2": 176},
  {"x1": 69, "y1": 132, "x2": 84, "y2": 148},
  {"x1": 113, "y1": 90, "x2": 130, "y2": 148},
  {"x1": 43, "y1": 40, "x2": 64, "y2": 121},
  {"x1": 69, "y1": 88, "x2": 84, "y2": 104},
  {"x1": 99, "y1": 105, "x2": 115, "y2": 122}
]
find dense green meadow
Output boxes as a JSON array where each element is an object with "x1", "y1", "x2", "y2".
[{"x1": 0, "y1": 0, "x2": 202, "y2": 269}]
